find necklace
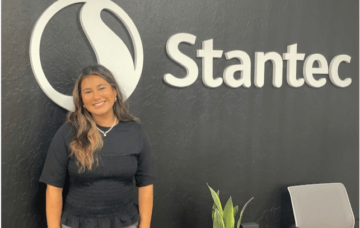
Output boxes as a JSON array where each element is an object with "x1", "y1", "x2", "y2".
[{"x1": 97, "y1": 118, "x2": 117, "y2": 137}]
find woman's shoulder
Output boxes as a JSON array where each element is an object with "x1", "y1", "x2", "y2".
[
  {"x1": 55, "y1": 121, "x2": 74, "y2": 140},
  {"x1": 118, "y1": 120, "x2": 143, "y2": 130},
  {"x1": 58, "y1": 121, "x2": 74, "y2": 132}
]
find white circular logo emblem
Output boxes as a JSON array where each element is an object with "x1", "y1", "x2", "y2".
[{"x1": 30, "y1": 0, "x2": 143, "y2": 111}]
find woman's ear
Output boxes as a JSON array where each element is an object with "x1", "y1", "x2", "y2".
[{"x1": 113, "y1": 90, "x2": 117, "y2": 101}]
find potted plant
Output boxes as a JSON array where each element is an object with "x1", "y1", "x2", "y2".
[{"x1": 208, "y1": 184, "x2": 254, "y2": 228}]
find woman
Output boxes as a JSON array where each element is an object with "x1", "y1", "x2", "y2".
[{"x1": 39, "y1": 65, "x2": 156, "y2": 228}]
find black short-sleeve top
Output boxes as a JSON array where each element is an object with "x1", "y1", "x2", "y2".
[{"x1": 39, "y1": 121, "x2": 156, "y2": 228}]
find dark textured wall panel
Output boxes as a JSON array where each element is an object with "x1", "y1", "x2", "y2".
[{"x1": 2, "y1": 0, "x2": 359, "y2": 228}]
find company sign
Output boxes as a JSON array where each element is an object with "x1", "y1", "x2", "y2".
[
  {"x1": 30, "y1": 1, "x2": 353, "y2": 111},
  {"x1": 30, "y1": 0, "x2": 143, "y2": 111},
  {"x1": 164, "y1": 33, "x2": 352, "y2": 88}
]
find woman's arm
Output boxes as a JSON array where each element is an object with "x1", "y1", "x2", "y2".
[
  {"x1": 46, "y1": 185, "x2": 63, "y2": 228},
  {"x1": 138, "y1": 184, "x2": 154, "y2": 228}
]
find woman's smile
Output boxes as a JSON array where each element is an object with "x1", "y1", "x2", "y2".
[{"x1": 93, "y1": 100, "x2": 106, "y2": 107}]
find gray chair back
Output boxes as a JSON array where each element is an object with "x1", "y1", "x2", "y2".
[{"x1": 288, "y1": 183, "x2": 354, "y2": 228}]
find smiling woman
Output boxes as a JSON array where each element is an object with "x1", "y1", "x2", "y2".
[{"x1": 39, "y1": 65, "x2": 156, "y2": 228}]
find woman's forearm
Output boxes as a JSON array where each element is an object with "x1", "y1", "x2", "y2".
[
  {"x1": 138, "y1": 185, "x2": 154, "y2": 228},
  {"x1": 46, "y1": 185, "x2": 63, "y2": 228}
]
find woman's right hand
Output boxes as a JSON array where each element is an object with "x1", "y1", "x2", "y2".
[{"x1": 46, "y1": 185, "x2": 63, "y2": 228}]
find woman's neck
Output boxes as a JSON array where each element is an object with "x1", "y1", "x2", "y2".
[{"x1": 93, "y1": 113, "x2": 117, "y2": 127}]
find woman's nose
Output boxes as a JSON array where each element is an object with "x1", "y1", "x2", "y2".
[{"x1": 93, "y1": 91, "x2": 100, "y2": 100}]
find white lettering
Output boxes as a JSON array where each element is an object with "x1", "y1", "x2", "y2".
[
  {"x1": 196, "y1": 39, "x2": 223, "y2": 88},
  {"x1": 303, "y1": 54, "x2": 328, "y2": 88},
  {"x1": 283, "y1": 44, "x2": 305, "y2": 87},
  {"x1": 164, "y1": 33, "x2": 198, "y2": 87},
  {"x1": 255, "y1": 52, "x2": 283, "y2": 88},
  {"x1": 164, "y1": 34, "x2": 352, "y2": 89},
  {"x1": 329, "y1": 55, "x2": 352, "y2": 88},
  {"x1": 223, "y1": 51, "x2": 251, "y2": 88}
]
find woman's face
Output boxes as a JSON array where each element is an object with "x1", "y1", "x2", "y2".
[{"x1": 80, "y1": 75, "x2": 117, "y2": 119}]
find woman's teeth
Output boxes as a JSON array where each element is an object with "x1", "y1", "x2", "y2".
[{"x1": 94, "y1": 101, "x2": 105, "y2": 107}]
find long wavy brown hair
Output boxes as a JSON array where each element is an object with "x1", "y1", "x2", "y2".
[{"x1": 67, "y1": 65, "x2": 139, "y2": 173}]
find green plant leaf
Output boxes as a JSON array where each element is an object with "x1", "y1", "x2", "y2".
[
  {"x1": 212, "y1": 203, "x2": 217, "y2": 221},
  {"x1": 213, "y1": 190, "x2": 220, "y2": 221},
  {"x1": 223, "y1": 197, "x2": 235, "y2": 228},
  {"x1": 208, "y1": 184, "x2": 223, "y2": 217},
  {"x1": 233, "y1": 206, "x2": 239, "y2": 217},
  {"x1": 214, "y1": 208, "x2": 225, "y2": 228},
  {"x1": 237, "y1": 197, "x2": 254, "y2": 228}
]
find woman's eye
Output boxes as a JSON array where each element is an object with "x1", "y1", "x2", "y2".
[
  {"x1": 84, "y1": 91, "x2": 91, "y2": 94},
  {"x1": 99, "y1": 87, "x2": 105, "y2": 90}
]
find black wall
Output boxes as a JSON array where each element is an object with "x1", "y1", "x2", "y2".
[{"x1": 2, "y1": 0, "x2": 359, "y2": 228}]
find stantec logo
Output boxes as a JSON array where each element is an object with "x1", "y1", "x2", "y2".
[
  {"x1": 30, "y1": 0, "x2": 143, "y2": 111},
  {"x1": 164, "y1": 33, "x2": 352, "y2": 89}
]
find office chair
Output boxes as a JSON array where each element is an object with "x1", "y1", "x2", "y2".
[{"x1": 288, "y1": 183, "x2": 354, "y2": 228}]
